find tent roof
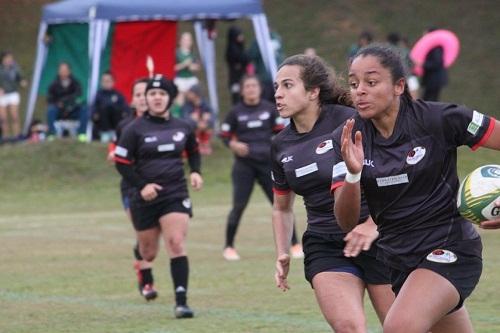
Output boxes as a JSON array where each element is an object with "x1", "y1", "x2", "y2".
[{"x1": 42, "y1": 0, "x2": 264, "y2": 23}]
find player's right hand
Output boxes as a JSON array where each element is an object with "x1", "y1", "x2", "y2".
[
  {"x1": 141, "y1": 183, "x2": 163, "y2": 201},
  {"x1": 275, "y1": 253, "x2": 291, "y2": 292},
  {"x1": 340, "y1": 119, "x2": 364, "y2": 174}
]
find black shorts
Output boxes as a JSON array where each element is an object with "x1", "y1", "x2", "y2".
[
  {"x1": 130, "y1": 197, "x2": 193, "y2": 231},
  {"x1": 390, "y1": 238, "x2": 482, "y2": 311},
  {"x1": 303, "y1": 230, "x2": 391, "y2": 286}
]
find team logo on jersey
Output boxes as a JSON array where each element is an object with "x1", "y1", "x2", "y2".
[
  {"x1": 172, "y1": 131, "x2": 185, "y2": 142},
  {"x1": 406, "y1": 146, "x2": 426, "y2": 165},
  {"x1": 281, "y1": 155, "x2": 293, "y2": 163},
  {"x1": 145, "y1": 136, "x2": 158, "y2": 143},
  {"x1": 221, "y1": 123, "x2": 230, "y2": 132},
  {"x1": 259, "y1": 111, "x2": 270, "y2": 120},
  {"x1": 363, "y1": 159, "x2": 375, "y2": 167},
  {"x1": 315, "y1": 140, "x2": 333, "y2": 154},
  {"x1": 182, "y1": 198, "x2": 192, "y2": 209},
  {"x1": 426, "y1": 249, "x2": 457, "y2": 263}
]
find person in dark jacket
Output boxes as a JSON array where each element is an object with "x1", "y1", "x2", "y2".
[
  {"x1": 46, "y1": 62, "x2": 86, "y2": 140},
  {"x1": 421, "y1": 28, "x2": 448, "y2": 101},
  {"x1": 92, "y1": 71, "x2": 130, "y2": 142},
  {"x1": 225, "y1": 25, "x2": 248, "y2": 105}
]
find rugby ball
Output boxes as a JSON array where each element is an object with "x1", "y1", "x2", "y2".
[{"x1": 457, "y1": 165, "x2": 500, "y2": 224}]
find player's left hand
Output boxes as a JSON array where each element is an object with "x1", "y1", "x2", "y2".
[
  {"x1": 275, "y1": 253, "x2": 291, "y2": 292},
  {"x1": 479, "y1": 200, "x2": 500, "y2": 229},
  {"x1": 343, "y1": 217, "x2": 378, "y2": 257},
  {"x1": 190, "y1": 172, "x2": 203, "y2": 191}
]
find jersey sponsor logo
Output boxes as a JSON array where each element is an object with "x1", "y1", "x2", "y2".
[
  {"x1": 426, "y1": 249, "x2": 457, "y2": 263},
  {"x1": 315, "y1": 139, "x2": 333, "y2": 154},
  {"x1": 281, "y1": 155, "x2": 293, "y2": 163},
  {"x1": 247, "y1": 120, "x2": 263, "y2": 128},
  {"x1": 467, "y1": 110, "x2": 484, "y2": 136},
  {"x1": 158, "y1": 143, "x2": 175, "y2": 152},
  {"x1": 144, "y1": 136, "x2": 158, "y2": 143},
  {"x1": 259, "y1": 111, "x2": 270, "y2": 120},
  {"x1": 295, "y1": 162, "x2": 318, "y2": 178},
  {"x1": 182, "y1": 198, "x2": 191, "y2": 209},
  {"x1": 115, "y1": 146, "x2": 128, "y2": 157},
  {"x1": 332, "y1": 161, "x2": 347, "y2": 179},
  {"x1": 237, "y1": 115, "x2": 249, "y2": 121},
  {"x1": 363, "y1": 159, "x2": 375, "y2": 167},
  {"x1": 172, "y1": 131, "x2": 185, "y2": 142},
  {"x1": 406, "y1": 146, "x2": 426, "y2": 165},
  {"x1": 221, "y1": 123, "x2": 230, "y2": 132},
  {"x1": 376, "y1": 174, "x2": 409, "y2": 187}
]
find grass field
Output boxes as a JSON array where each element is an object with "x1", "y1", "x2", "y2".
[{"x1": 0, "y1": 142, "x2": 499, "y2": 333}]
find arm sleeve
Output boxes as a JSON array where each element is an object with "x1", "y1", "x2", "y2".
[
  {"x1": 270, "y1": 140, "x2": 291, "y2": 195},
  {"x1": 219, "y1": 109, "x2": 237, "y2": 146},
  {"x1": 114, "y1": 125, "x2": 148, "y2": 188},
  {"x1": 185, "y1": 125, "x2": 201, "y2": 174},
  {"x1": 439, "y1": 104, "x2": 495, "y2": 150}
]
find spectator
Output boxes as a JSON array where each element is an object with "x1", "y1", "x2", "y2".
[
  {"x1": 347, "y1": 30, "x2": 373, "y2": 62},
  {"x1": 386, "y1": 32, "x2": 420, "y2": 99},
  {"x1": 181, "y1": 84, "x2": 214, "y2": 155},
  {"x1": 27, "y1": 119, "x2": 48, "y2": 143},
  {"x1": 174, "y1": 32, "x2": 201, "y2": 105},
  {"x1": 91, "y1": 71, "x2": 129, "y2": 142},
  {"x1": 421, "y1": 28, "x2": 448, "y2": 101},
  {"x1": 225, "y1": 25, "x2": 248, "y2": 105},
  {"x1": 248, "y1": 29, "x2": 285, "y2": 102},
  {"x1": 46, "y1": 62, "x2": 86, "y2": 141},
  {"x1": 0, "y1": 51, "x2": 27, "y2": 139}
]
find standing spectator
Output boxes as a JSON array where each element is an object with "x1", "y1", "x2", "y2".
[
  {"x1": 174, "y1": 32, "x2": 200, "y2": 105},
  {"x1": 347, "y1": 30, "x2": 373, "y2": 62},
  {"x1": 225, "y1": 25, "x2": 248, "y2": 105},
  {"x1": 248, "y1": 30, "x2": 285, "y2": 102},
  {"x1": 386, "y1": 32, "x2": 420, "y2": 99},
  {"x1": 46, "y1": 62, "x2": 86, "y2": 141},
  {"x1": 421, "y1": 28, "x2": 448, "y2": 101},
  {"x1": 181, "y1": 84, "x2": 214, "y2": 155},
  {"x1": 0, "y1": 51, "x2": 27, "y2": 139},
  {"x1": 92, "y1": 71, "x2": 130, "y2": 142}
]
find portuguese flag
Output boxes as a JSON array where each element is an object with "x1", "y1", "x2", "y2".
[{"x1": 39, "y1": 21, "x2": 177, "y2": 103}]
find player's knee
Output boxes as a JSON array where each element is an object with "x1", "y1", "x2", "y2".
[
  {"x1": 330, "y1": 317, "x2": 365, "y2": 333},
  {"x1": 139, "y1": 246, "x2": 157, "y2": 262},
  {"x1": 168, "y1": 236, "x2": 185, "y2": 255}
]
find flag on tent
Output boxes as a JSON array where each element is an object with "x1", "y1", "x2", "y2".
[{"x1": 39, "y1": 21, "x2": 177, "y2": 103}]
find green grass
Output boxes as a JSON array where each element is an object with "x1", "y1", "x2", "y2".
[{"x1": 0, "y1": 142, "x2": 499, "y2": 333}]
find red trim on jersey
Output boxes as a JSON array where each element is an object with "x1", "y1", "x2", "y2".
[
  {"x1": 108, "y1": 142, "x2": 116, "y2": 154},
  {"x1": 114, "y1": 156, "x2": 133, "y2": 165},
  {"x1": 273, "y1": 187, "x2": 291, "y2": 195},
  {"x1": 273, "y1": 124, "x2": 285, "y2": 133},
  {"x1": 219, "y1": 131, "x2": 232, "y2": 137},
  {"x1": 330, "y1": 181, "x2": 345, "y2": 195},
  {"x1": 472, "y1": 117, "x2": 496, "y2": 151}
]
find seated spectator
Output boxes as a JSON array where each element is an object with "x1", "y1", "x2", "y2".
[
  {"x1": 91, "y1": 71, "x2": 129, "y2": 142},
  {"x1": 181, "y1": 84, "x2": 214, "y2": 155},
  {"x1": 46, "y1": 62, "x2": 87, "y2": 141}
]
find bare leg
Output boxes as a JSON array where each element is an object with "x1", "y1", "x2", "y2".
[{"x1": 366, "y1": 283, "x2": 395, "y2": 324}]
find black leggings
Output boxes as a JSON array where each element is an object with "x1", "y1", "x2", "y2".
[{"x1": 225, "y1": 158, "x2": 299, "y2": 248}]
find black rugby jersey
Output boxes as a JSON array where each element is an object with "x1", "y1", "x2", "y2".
[
  {"x1": 114, "y1": 113, "x2": 137, "y2": 193},
  {"x1": 271, "y1": 104, "x2": 370, "y2": 234},
  {"x1": 220, "y1": 100, "x2": 284, "y2": 162},
  {"x1": 115, "y1": 112, "x2": 200, "y2": 203},
  {"x1": 331, "y1": 97, "x2": 496, "y2": 269}
]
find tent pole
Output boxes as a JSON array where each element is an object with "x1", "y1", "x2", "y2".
[
  {"x1": 23, "y1": 22, "x2": 48, "y2": 135},
  {"x1": 252, "y1": 14, "x2": 277, "y2": 82}
]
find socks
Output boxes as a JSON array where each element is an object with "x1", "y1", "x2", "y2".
[
  {"x1": 134, "y1": 244, "x2": 153, "y2": 286},
  {"x1": 170, "y1": 256, "x2": 189, "y2": 306}
]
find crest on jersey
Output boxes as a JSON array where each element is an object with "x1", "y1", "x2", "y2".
[
  {"x1": 315, "y1": 140, "x2": 333, "y2": 154},
  {"x1": 406, "y1": 146, "x2": 426, "y2": 165},
  {"x1": 182, "y1": 198, "x2": 192, "y2": 209},
  {"x1": 173, "y1": 131, "x2": 185, "y2": 142},
  {"x1": 426, "y1": 249, "x2": 457, "y2": 263}
]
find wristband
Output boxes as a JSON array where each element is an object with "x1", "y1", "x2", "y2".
[{"x1": 345, "y1": 170, "x2": 361, "y2": 183}]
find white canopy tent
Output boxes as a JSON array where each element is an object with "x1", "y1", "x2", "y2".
[{"x1": 24, "y1": 0, "x2": 278, "y2": 138}]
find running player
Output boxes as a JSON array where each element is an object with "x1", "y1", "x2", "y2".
[
  {"x1": 272, "y1": 54, "x2": 394, "y2": 331},
  {"x1": 114, "y1": 75, "x2": 202, "y2": 319},
  {"x1": 332, "y1": 45, "x2": 500, "y2": 333},
  {"x1": 108, "y1": 78, "x2": 158, "y2": 301},
  {"x1": 219, "y1": 75, "x2": 302, "y2": 261}
]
